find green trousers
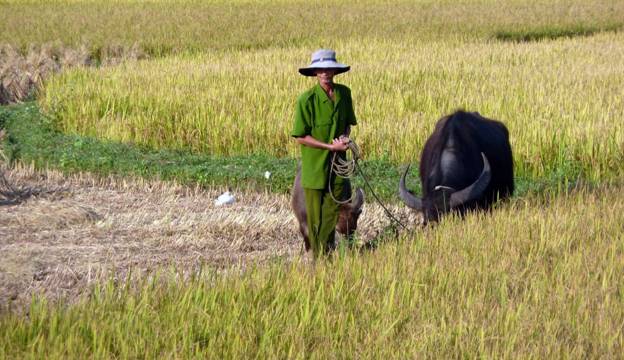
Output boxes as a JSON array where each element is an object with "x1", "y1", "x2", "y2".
[{"x1": 303, "y1": 180, "x2": 345, "y2": 257}]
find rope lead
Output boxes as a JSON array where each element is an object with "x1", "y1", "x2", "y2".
[{"x1": 328, "y1": 141, "x2": 407, "y2": 229}]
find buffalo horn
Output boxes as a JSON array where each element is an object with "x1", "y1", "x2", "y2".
[
  {"x1": 399, "y1": 164, "x2": 423, "y2": 210},
  {"x1": 449, "y1": 152, "x2": 491, "y2": 208}
]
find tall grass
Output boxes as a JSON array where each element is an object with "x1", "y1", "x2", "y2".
[
  {"x1": 2, "y1": 186, "x2": 623, "y2": 357},
  {"x1": 42, "y1": 32, "x2": 624, "y2": 181}
]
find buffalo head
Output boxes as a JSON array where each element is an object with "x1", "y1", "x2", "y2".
[
  {"x1": 399, "y1": 152, "x2": 491, "y2": 223},
  {"x1": 399, "y1": 110, "x2": 514, "y2": 224}
]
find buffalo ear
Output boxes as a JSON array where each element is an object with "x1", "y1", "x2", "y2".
[{"x1": 350, "y1": 188, "x2": 364, "y2": 211}]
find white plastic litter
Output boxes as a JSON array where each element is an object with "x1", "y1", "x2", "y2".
[
  {"x1": 214, "y1": 191, "x2": 235, "y2": 206},
  {"x1": 264, "y1": 171, "x2": 272, "y2": 179}
]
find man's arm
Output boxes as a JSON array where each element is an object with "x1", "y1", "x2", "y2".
[{"x1": 295, "y1": 135, "x2": 349, "y2": 151}]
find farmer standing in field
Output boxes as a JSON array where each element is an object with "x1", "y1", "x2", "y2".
[{"x1": 291, "y1": 49, "x2": 358, "y2": 257}]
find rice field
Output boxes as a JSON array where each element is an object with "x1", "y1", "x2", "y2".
[
  {"x1": 42, "y1": 33, "x2": 624, "y2": 181},
  {"x1": 2, "y1": 0, "x2": 622, "y2": 55},
  {"x1": 16, "y1": 0, "x2": 620, "y2": 181},
  {"x1": 2, "y1": 0, "x2": 624, "y2": 357}
]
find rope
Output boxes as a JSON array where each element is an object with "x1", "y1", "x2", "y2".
[
  {"x1": 328, "y1": 141, "x2": 407, "y2": 229},
  {"x1": 328, "y1": 141, "x2": 359, "y2": 205}
]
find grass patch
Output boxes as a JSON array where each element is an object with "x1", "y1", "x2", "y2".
[{"x1": 1, "y1": 103, "x2": 296, "y2": 193}]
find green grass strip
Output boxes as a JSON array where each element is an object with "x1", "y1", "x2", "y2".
[
  {"x1": 0, "y1": 103, "x2": 415, "y2": 200},
  {"x1": 1, "y1": 103, "x2": 574, "y2": 201}
]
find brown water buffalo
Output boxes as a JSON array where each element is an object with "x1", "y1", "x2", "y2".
[
  {"x1": 292, "y1": 167, "x2": 364, "y2": 251},
  {"x1": 399, "y1": 110, "x2": 514, "y2": 224}
]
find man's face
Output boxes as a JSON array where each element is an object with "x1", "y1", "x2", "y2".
[{"x1": 315, "y1": 68, "x2": 336, "y2": 86}]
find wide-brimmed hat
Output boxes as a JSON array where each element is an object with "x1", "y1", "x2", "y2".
[{"x1": 298, "y1": 49, "x2": 350, "y2": 77}]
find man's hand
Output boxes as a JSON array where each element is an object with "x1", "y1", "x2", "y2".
[
  {"x1": 338, "y1": 135, "x2": 351, "y2": 144},
  {"x1": 330, "y1": 138, "x2": 349, "y2": 151}
]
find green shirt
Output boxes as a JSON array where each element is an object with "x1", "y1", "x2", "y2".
[{"x1": 291, "y1": 83, "x2": 357, "y2": 189}]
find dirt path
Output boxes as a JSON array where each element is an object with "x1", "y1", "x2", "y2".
[{"x1": 0, "y1": 165, "x2": 419, "y2": 311}]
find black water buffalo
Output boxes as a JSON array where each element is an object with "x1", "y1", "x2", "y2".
[
  {"x1": 399, "y1": 110, "x2": 514, "y2": 223},
  {"x1": 292, "y1": 168, "x2": 364, "y2": 251}
]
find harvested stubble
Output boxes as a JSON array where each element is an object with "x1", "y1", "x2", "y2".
[
  {"x1": 0, "y1": 43, "x2": 146, "y2": 104},
  {"x1": 0, "y1": 164, "x2": 417, "y2": 311}
]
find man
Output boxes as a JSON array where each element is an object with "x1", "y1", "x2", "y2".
[{"x1": 291, "y1": 49, "x2": 358, "y2": 257}]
